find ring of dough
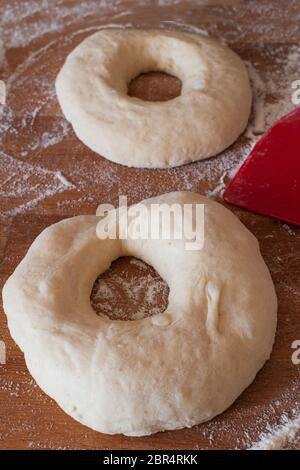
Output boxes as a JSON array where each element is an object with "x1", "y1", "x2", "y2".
[
  {"x1": 56, "y1": 30, "x2": 252, "y2": 168},
  {"x1": 3, "y1": 192, "x2": 277, "y2": 436}
]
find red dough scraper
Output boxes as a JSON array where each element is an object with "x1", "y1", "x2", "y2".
[{"x1": 224, "y1": 107, "x2": 300, "y2": 226}]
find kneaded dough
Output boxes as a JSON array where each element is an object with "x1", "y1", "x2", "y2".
[
  {"x1": 56, "y1": 29, "x2": 252, "y2": 168},
  {"x1": 2, "y1": 192, "x2": 277, "y2": 436}
]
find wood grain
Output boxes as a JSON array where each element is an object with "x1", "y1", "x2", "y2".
[{"x1": 0, "y1": 0, "x2": 300, "y2": 450}]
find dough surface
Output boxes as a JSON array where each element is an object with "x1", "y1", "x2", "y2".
[
  {"x1": 2, "y1": 192, "x2": 277, "y2": 436},
  {"x1": 56, "y1": 29, "x2": 252, "y2": 168}
]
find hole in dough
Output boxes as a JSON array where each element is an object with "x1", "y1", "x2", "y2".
[
  {"x1": 90, "y1": 256, "x2": 169, "y2": 321},
  {"x1": 127, "y1": 71, "x2": 182, "y2": 102}
]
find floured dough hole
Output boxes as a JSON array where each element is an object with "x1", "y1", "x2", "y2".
[
  {"x1": 90, "y1": 256, "x2": 169, "y2": 321},
  {"x1": 127, "y1": 71, "x2": 182, "y2": 102}
]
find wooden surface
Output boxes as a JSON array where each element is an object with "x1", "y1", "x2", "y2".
[{"x1": 0, "y1": 0, "x2": 300, "y2": 450}]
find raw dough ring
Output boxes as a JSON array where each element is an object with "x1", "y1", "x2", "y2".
[
  {"x1": 56, "y1": 29, "x2": 252, "y2": 168},
  {"x1": 2, "y1": 192, "x2": 277, "y2": 436}
]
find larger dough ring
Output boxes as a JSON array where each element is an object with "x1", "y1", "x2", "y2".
[
  {"x1": 2, "y1": 192, "x2": 277, "y2": 436},
  {"x1": 56, "y1": 29, "x2": 252, "y2": 168}
]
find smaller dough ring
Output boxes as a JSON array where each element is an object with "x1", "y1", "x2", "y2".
[
  {"x1": 56, "y1": 29, "x2": 252, "y2": 168},
  {"x1": 3, "y1": 192, "x2": 277, "y2": 436}
]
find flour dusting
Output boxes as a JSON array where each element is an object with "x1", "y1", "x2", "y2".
[
  {"x1": 91, "y1": 257, "x2": 169, "y2": 321},
  {"x1": 0, "y1": 39, "x2": 5, "y2": 69},
  {"x1": 0, "y1": 81, "x2": 5, "y2": 105},
  {"x1": 250, "y1": 413, "x2": 300, "y2": 450}
]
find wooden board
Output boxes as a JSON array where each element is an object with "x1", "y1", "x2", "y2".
[{"x1": 0, "y1": 0, "x2": 300, "y2": 450}]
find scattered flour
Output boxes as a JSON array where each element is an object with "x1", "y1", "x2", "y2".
[
  {"x1": 250, "y1": 413, "x2": 300, "y2": 450},
  {"x1": 162, "y1": 20, "x2": 210, "y2": 36},
  {"x1": 0, "y1": 80, "x2": 5, "y2": 105},
  {"x1": 0, "y1": 151, "x2": 73, "y2": 216},
  {"x1": 91, "y1": 257, "x2": 169, "y2": 321},
  {"x1": 54, "y1": 171, "x2": 74, "y2": 188},
  {"x1": 0, "y1": 39, "x2": 5, "y2": 69}
]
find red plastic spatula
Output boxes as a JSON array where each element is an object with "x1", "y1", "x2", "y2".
[{"x1": 223, "y1": 107, "x2": 300, "y2": 226}]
